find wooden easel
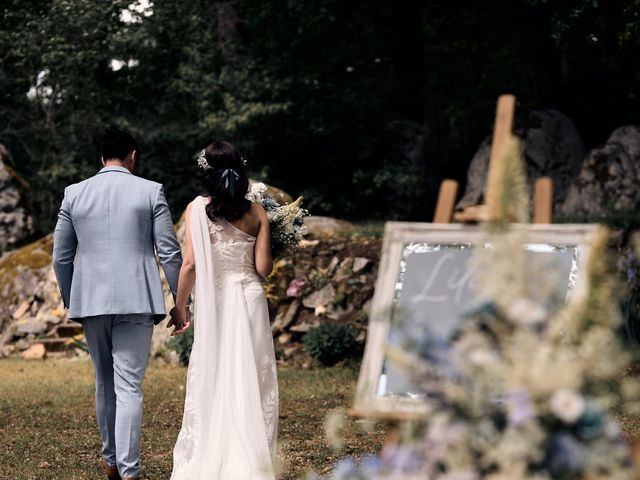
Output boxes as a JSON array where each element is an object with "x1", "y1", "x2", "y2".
[
  {"x1": 348, "y1": 95, "x2": 555, "y2": 444},
  {"x1": 437, "y1": 94, "x2": 554, "y2": 225}
]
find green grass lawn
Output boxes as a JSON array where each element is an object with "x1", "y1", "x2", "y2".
[{"x1": 0, "y1": 358, "x2": 385, "y2": 480}]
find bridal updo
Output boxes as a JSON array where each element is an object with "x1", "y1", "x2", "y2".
[{"x1": 199, "y1": 141, "x2": 251, "y2": 222}]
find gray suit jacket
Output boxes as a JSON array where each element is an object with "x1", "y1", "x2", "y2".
[{"x1": 52, "y1": 166, "x2": 182, "y2": 323}]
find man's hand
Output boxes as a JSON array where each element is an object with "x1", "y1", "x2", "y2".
[{"x1": 167, "y1": 305, "x2": 191, "y2": 336}]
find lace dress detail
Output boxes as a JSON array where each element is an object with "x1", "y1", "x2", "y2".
[
  {"x1": 258, "y1": 355, "x2": 279, "y2": 446},
  {"x1": 171, "y1": 196, "x2": 279, "y2": 480}
]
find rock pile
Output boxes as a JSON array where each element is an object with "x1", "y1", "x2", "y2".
[
  {"x1": 458, "y1": 112, "x2": 640, "y2": 219},
  {"x1": 0, "y1": 210, "x2": 380, "y2": 362},
  {"x1": 458, "y1": 109, "x2": 586, "y2": 212},
  {"x1": 560, "y1": 126, "x2": 640, "y2": 216},
  {"x1": 0, "y1": 144, "x2": 35, "y2": 254},
  {"x1": 0, "y1": 235, "x2": 83, "y2": 359},
  {"x1": 266, "y1": 235, "x2": 380, "y2": 359}
]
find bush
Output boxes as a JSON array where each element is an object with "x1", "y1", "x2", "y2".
[
  {"x1": 170, "y1": 320, "x2": 360, "y2": 367},
  {"x1": 169, "y1": 327, "x2": 194, "y2": 367},
  {"x1": 302, "y1": 322, "x2": 359, "y2": 366}
]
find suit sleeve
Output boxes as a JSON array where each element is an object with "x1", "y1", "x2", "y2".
[
  {"x1": 52, "y1": 188, "x2": 77, "y2": 308},
  {"x1": 152, "y1": 185, "x2": 183, "y2": 300}
]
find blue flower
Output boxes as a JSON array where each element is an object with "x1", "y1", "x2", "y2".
[
  {"x1": 575, "y1": 402, "x2": 605, "y2": 440},
  {"x1": 462, "y1": 300, "x2": 500, "y2": 320},
  {"x1": 413, "y1": 335, "x2": 458, "y2": 381},
  {"x1": 544, "y1": 432, "x2": 586, "y2": 475}
]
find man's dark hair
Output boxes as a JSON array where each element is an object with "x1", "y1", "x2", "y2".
[{"x1": 102, "y1": 125, "x2": 138, "y2": 161}]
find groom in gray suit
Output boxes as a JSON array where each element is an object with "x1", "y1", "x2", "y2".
[{"x1": 53, "y1": 126, "x2": 184, "y2": 480}]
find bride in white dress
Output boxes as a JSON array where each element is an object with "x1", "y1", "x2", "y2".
[{"x1": 170, "y1": 141, "x2": 278, "y2": 480}]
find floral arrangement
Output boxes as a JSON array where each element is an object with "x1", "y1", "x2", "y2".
[
  {"x1": 315, "y1": 138, "x2": 640, "y2": 480},
  {"x1": 246, "y1": 182, "x2": 309, "y2": 257},
  {"x1": 405, "y1": 227, "x2": 637, "y2": 480},
  {"x1": 618, "y1": 237, "x2": 640, "y2": 347}
]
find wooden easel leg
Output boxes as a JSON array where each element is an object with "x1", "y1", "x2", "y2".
[
  {"x1": 485, "y1": 95, "x2": 516, "y2": 221},
  {"x1": 533, "y1": 176, "x2": 553, "y2": 224},
  {"x1": 433, "y1": 179, "x2": 459, "y2": 224}
]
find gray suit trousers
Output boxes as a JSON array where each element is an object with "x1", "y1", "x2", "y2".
[{"x1": 83, "y1": 314, "x2": 154, "y2": 478}]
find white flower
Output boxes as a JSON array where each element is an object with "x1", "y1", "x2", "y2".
[
  {"x1": 550, "y1": 389, "x2": 585, "y2": 423},
  {"x1": 266, "y1": 209, "x2": 278, "y2": 222},
  {"x1": 196, "y1": 149, "x2": 211, "y2": 170},
  {"x1": 468, "y1": 348, "x2": 498, "y2": 367},
  {"x1": 246, "y1": 182, "x2": 268, "y2": 203},
  {"x1": 507, "y1": 298, "x2": 547, "y2": 325}
]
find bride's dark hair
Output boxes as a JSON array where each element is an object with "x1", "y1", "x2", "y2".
[{"x1": 200, "y1": 141, "x2": 251, "y2": 222}]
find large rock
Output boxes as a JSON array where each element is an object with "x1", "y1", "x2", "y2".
[
  {"x1": 21, "y1": 343, "x2": 46, "y2": 360},
  {"x1": 302, "y1": 284, "x2": 336, "y2": 310},
  {"x1": 458, "y1": 110, "x2": 586, "y2": 211},
  {"x1": 0, "y1": 144, "x2": 35, "y2": 253},
  {"x1": 0, "y1": 235, "x2": 61, "y2": 356},
  {"x1": 304, "y1": 216, "x2": 356, "y2": 236},
  {"x1": 560, "y1": 126, "x2": 640, "y2": 216},
  {"x1": 15, "y1": 318, "x2": 48, "y2": 335},
  {"x1": 0, "y1": 235, "x2": 54, "y2": 314}
]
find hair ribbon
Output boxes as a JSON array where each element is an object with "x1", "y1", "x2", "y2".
[{"x1": 221, "y1": 168, "x2": 240, "y2": 196}]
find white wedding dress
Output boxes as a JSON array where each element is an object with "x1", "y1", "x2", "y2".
[{"x1": 171, "y1": 195, "x2": 278, "y2": 480}]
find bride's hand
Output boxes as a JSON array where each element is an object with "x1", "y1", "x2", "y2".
[{"x1": 169, "y1": 305, "x2": 191, "y2": 336}]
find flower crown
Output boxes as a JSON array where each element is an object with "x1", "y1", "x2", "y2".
[
  {"x1": 196, "y1": 149, "x2": 248, "y2": 170},
  {"x1": 196, "y1": 150, "x2": 211, "y2": 170}
]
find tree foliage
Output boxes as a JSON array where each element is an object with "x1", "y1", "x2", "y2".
[{"x1": 1, "y1": 0, "x2": 640, "y2": 232}]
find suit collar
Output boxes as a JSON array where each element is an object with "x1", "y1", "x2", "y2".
[{"x1": 98, "y1": 166, "x2": 133, "y2": 175}]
